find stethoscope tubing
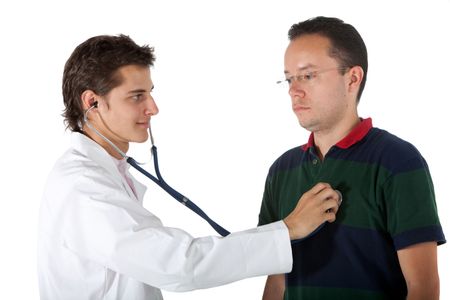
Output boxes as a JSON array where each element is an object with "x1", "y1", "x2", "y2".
[{"x1": 127, "y1": 146, "x2": 231, "y2": 237}]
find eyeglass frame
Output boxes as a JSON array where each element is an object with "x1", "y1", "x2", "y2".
[{"x1": 276, "y1": 66, "x2": 351, "y2": 86}]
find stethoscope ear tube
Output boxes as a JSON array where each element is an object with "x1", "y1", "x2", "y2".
[{"x1": 127, "y1": 147, "x2": 231, "y2": 237}]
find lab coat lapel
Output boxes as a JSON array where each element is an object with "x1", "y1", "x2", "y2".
[
  {"x1": 71, "y1": 133, "x2": 145, "y2": 202},
  {"x1": 127, "y1": 170, "x2": 147, "y2": 203},
  {"x1": 120, "y1": 162, "x2": 147, "y2": 203}
]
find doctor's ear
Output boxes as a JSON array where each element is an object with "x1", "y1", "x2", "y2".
[{"x1": 81, "y1": 90, "x2": 99, "y2": 110}]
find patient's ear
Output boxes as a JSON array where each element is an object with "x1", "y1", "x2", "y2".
[
  {"x1": 348, "y1": 66, "x2": 364, "y2": 91},
  {"x1": 347, "y1": 66, "x2": 364, "y2": 94}
]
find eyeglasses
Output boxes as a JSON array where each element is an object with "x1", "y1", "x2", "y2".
[{"x1": 276, "y1": 66, "x2": 350, "y2": 87}]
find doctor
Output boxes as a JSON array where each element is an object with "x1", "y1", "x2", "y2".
[{"x1": 38, "y1": 34, "x2": 341, "y2": 300}]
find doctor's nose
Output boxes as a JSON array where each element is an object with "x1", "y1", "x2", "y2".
[{"x1": 145, "y1": 95, "x2": 159, "y2": 116}]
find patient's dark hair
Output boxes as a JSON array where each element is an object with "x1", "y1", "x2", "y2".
[{"x1": 288, "y1": 17, "x2": 368, "y2": 102}]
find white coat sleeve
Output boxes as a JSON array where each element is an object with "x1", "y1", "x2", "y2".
[{"x1": 61, "y1": 169, "x2": 293, "y2": 292}]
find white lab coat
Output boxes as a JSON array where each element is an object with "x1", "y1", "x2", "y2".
[{"x1": 38, "y1": 133, "x2": 292, "y2": 299}]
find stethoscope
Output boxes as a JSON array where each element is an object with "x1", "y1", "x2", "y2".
[
  {"x1": 84, "y1": 103, "x2": 340, "y2": 241},
  {"x1": 84, "y1": 103, "x2": 230, "y2": 237}
]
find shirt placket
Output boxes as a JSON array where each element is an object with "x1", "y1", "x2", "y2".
[{"x1": 308, "y1": 147, "x2": 325, "y2": 181}]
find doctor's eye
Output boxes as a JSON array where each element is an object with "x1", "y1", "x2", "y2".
[{"x1": 131, "y1": 94, "x2": 144, "y2": 101}]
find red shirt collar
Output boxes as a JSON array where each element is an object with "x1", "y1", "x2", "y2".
[{"x1": 302, "y1": 118, "x2": 373, "y2": 151}]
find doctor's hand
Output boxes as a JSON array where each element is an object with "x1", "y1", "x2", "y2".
[{"x1": 283, "y1": 182, "x2": 341, "y2": 241}]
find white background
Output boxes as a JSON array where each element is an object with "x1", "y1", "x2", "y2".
[{"x1": 0, "y1": 0, "x2": 449, "y2": 299}]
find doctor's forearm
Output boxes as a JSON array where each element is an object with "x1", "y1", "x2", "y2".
[
  {"x1": 135, "y1": 221, "x2": 292, "y2": 292},
  {"x1": 172, "y1": 221, "x2": 292, "y2": 291}
]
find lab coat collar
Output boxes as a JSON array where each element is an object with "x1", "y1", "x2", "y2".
[{"x1": 71, "y1": 132, "x2": 147, "y2": 202}]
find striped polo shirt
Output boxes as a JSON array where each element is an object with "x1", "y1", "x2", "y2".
[{"x1": 258, "y1": 118, "x2": 445, "y2": 299}]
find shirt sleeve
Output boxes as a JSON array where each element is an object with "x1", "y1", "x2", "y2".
[
  {"x1": 258, "y1": 172, "x2": 280, "y2": 226},
  {"x1": 383, "y1": 154, "x2": 446, "y2": 250},
  {"x1": 62, "y1": 170, "x2": 292, "y2": 292}
]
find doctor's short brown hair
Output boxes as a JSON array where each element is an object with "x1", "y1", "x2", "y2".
[{"x1": 62, "y1": 34, "x2": 155, "y2": 132}]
